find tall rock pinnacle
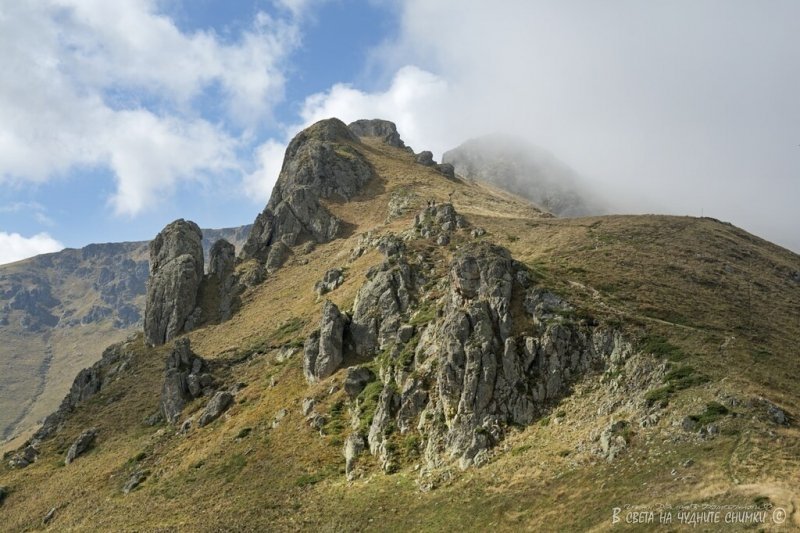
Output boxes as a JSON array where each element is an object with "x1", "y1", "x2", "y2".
[{"x1": 144, "y1": 219, "x2": 204, "y2": 346}]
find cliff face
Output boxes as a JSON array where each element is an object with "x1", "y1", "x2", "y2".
[{"x1": 1, "y1": 118, "x2": 799, "y2": 531}]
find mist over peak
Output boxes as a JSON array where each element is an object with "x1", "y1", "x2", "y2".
[{"x1": 443, "y1": 134, "x2": 607, "y2": 217}]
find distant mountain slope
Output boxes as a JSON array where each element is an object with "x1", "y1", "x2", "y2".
[
  {"x1": 443, "y1": 134, "x2": 603, "y2": 217},
  {"x1": 0, "y1": 225, "x2": 250, "y2": 443}
]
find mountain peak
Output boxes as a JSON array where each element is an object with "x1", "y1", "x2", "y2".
[{"x1": 240, "y1": 118, "x2": 376, "y2": 263}]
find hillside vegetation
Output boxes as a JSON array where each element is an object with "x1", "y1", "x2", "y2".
[{"x1": 0, "y1": 120, "x2": 798, "y2": 531}]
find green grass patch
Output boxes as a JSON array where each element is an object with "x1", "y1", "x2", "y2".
[
  {"x1": 323, "y1": 400, "x2": 347, "y2": 440},
  {"x1": 644, "y1": 386, "x2": 672, "y2": 407},
  {"x1": 689, "y1": 401, "x2": 729, "y2": 426},
  {"x1": 210, "y1": 453, "x2": 247, "y2": 483},
  {"x1": 295, "y1": 472, "x2": 324, "y2": 487},
  {"x1": 646, "y1": 365, "x2": 710, "y2": 406},
  {"x1": 512, "y1": 444, "x2": 533, "y2": 456},
  {"x1": 410, "y1": 303, "x2": 437, "y2": 326},
  {"x1": 129, "y1": 451, "x2": 148, "y2": 463},
  {"x1": 398, "y1": 335, "x2": 420, "y2": 369},
  {"x1": 235, "y1": 427, "x2": 252, "y2": 439},
  {"x1": 357, "y1": 382, "x2": 384, "y2": 434},
  {"x1": 272, "y1": 317, "x2": 307, "y2": 343},
  {"x1": 400, "y1": 433, "x2": 422, "y2": 460},
  {"x1": 639, "y1": 334, "x2": 686, "y2": 361},
  {"x1": 665, "y1": 365, "x2": 710, "y2": 389}
]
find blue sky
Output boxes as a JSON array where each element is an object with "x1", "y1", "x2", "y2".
[
  {"x1": 0, "y1": 0, "x2": 399, "y2": 257},
  {"x1": 1, "y1": 0, "x2": 799, "y2": 263}
]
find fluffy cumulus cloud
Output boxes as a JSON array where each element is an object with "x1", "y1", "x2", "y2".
[
  {"x1": 298, "y1": 66, "x2": 451, "y2": 155},
  {"x1": 252, "y1": 0, "x2": 800, "y2": 251},
  {"x1": 243, "y1": 139, "x2": 288, "y2": 201},
  {"x1": 0, "y1": 232, "x2": 64, "y2": 265},
  {"x1": 0, "y1": 0, "x2": 302, "y2": 216}
]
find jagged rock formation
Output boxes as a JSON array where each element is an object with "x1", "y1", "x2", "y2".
[
  {"x1": 1, "y1": 282, "x2": 60, "y2": 331},
  {"x1": 436, "y1": 163, "x2": 456, "y2": 179},
  {"x1": 0, "y1": 223, "x2": 249, "y2": 443},
  {"x1": 314, "y1": 268, "x2": 344, "y2": 296},
  {"x1": 240, "y1": 118, "x2": 375, "y2": 264},
  {"x1": 159, "y1": 339, "x2": 214, "y2": 424},
  {"x1": 344, "y1": 366, "x2": 376, "y2": 398},
  {"x1": 368, "y1": 239, "x2": 632, "y2": 470},
  {"x1": 298, "y1": 202, "x2": 638, "y2": 474},
  {"x1": 344, "y1": 433, "x2": 367, "y2": 481},
  {"x1": 412, "y1": 150, "x2": 455, "y2": 178},
  {"x1": 348, "y1": 119, "x2": 408, "y2": 149},
  {"x1": 122, "y1": 471, "x2": 147, "y2": 494},
  {"x1": 414, "y1": 203, "x2": 468, "y2": 241},
  {"x1": 443, "y1": 134, "x2": 601, "y2": 217},
  {"x1": 144, "y1": 220, "x2": 204, "y2": 346},
  {"x1": 64, "y1": 427, "x2": 97, "y2": 464},
  {"x1": 303, "y1": 300, "x2": 348, "y2": 382},
  {"x1": 415, "y1": 151, "x2": 435, "y2": 166},
  {"x1": 349, "y1": 255, "x2": 416, "y2": 357}
]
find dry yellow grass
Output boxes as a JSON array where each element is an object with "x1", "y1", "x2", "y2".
[{"x1": 1, "y1": 137, "x2": 798, "y2": 531}]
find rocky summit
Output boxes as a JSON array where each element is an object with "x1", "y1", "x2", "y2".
[
  {"x1": 240, "y1": 118, "x2": 375, "y2": 263},
  {"x1": 1, "y1": 118, "x2": 798, "y2": 531}
]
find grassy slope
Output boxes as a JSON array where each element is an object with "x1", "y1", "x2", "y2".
[{"x1": 1, "y1": 139, "x2": 798, "y2": 531}]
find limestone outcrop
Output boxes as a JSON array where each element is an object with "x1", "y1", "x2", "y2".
[
  {"x1": 240, "y1": 119, "x2": 375, "y2": 265},
  {"x1": 160, "y1": 339, "x2": 215, "y2": 424},
  {"x1": 65, "y1": 427, "x2": 98, "y2": 464},
  {"x1": 144, "y1": 219, "x2": 204, "y2": 346},
  {"x1": 322, "y1": 204, "x2": 639, "y2": 474},
  {"x1": 34, "y1": 341, "x2": 133, "y2": 441},
  {"x1": 197, "y1": 391, "x2": 234, "y2": 427},
  {"x1": 303, "y1": 300, "x2": 348, "y2": 382}
]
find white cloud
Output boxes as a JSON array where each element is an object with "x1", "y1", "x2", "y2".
[
  {"x1": 288, "y1": 0, "x2": 800, "y2": 251},
  {"x1": 0, "y1": 232, "x2": 64, "y2": 265},
  {"x1": 0, "y1": 1, "x2": 303, "y2": 216},
  {"x1": 299, "y1": 66, "x2": 452, "y2": 155},
  {"x1": 243, "y1": 140, "x2": 288, "y2": 202}
]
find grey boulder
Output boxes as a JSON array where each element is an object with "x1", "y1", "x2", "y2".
[
  {"x1": 304, "y1": 300, "x2": 348, "y2": 382},
  {"x1": 348, "y1": 119, "x2": 407, "y2": 149},
  {"x1": 197, "y1": 391, "x2": 234, "y2": 427},
  {"x1": 65, "y1": 427, "x2": 98, "y2": 464}
]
